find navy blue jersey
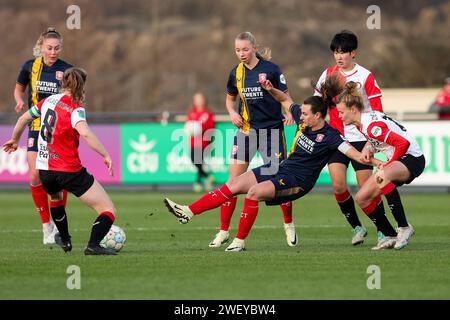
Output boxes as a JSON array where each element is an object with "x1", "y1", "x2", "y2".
[
  {"x1": 17, "y1": 58, "x2": 73, "y2": 130},
  {"x1": 282, "y1": 104, "x2": 348, "y2": 189},
  {"x1": 227, "y1": 60, "x2": 288, "y2": 131}
]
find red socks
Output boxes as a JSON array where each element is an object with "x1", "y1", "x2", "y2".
[
  {"x1": 62, "y1": 190, "x2": 68, "y2": 208},
  {"x1": 236, "y1": 198, "x2": 259, "y2": 240},
  {"x1": 220, "y1": 196, "x2": 237, "y2": 231},
  {"x1": 189, "y1": 184, "x2": 234, "y2": 215},
  {"x1": 30, "y1": 184, "x2": 50, "y2": 224},
  {"x1": 280, "y1": 202, "x2": 293, "y2": 224},
  {"x1": 334, "y1": 190, "x2": 351, "y2": 203},
  {"x1": 361, "y1": 195, "x2": 382, "y2": 215}
]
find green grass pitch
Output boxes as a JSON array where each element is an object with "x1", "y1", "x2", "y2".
[{"x1": 0, "y1": 191, "x2": 449, "y2": 299}]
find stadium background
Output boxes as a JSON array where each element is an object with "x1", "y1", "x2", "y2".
[
  {"x1": 0, "y1": 0, "x2": 449, "y2": 303},
  {"x1": 0, "y1": 0, "x2": 449, "y2": 190}
]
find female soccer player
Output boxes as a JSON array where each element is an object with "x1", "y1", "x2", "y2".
[
  {"x1": 185, "y1": 92, "x2": 215, "y2": 192},
  {"x1": 336, "y1": 81, "x2": 425, "y2": 250},
  {"x1": 208, "y1": 31, "x2": 296, "y2": 249},
  {"x1": 164, "y1": 77, "x2": 394, "y2": 252},
  {"x1": 4, "y1": 67, "x2": 118, "y2": 255},
  {"x1": 14, "y1": 27, "x2": 73, "y2": 245},
  {"x1": 314, "y1": 30, "x2": 385, "y2": 246}
]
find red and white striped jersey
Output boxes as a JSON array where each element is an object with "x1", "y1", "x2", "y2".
[
  {"x1": 360, "y1": 111, "x2": 423, "y2": 162},
  {"x1": 315, "y1": 63, "x2": 382, "y2": 142},
  {"x1": 29, "y1": 93, "x2": 87, "y2": 172}
]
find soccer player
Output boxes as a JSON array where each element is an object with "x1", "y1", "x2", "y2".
[
  {"x1": 314, "y1": 30, "x2": 384, "y2": 246},
  {"x1": 185, "y1": 92, "x2": 215, "y2": 192},
  {"x1": 336, "y1": 81, "x2": 425, "y2": 250},
  {"x1": 164, "y1": 76, "x2": 395, "y2": 252},
  {"x1": 4, "y1": 67, "x2": 118, "y2": 255},
  {"x1": 208, "y1": 31, "x2": 297, "y2": 249},
  {"x1": 14, "y1": 28, "x2": 73, "y2": 245}
]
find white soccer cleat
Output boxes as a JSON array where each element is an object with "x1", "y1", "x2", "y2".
[
  {"x1": 394, "y1": 224, "x2": 415, "y2": 250},
  {"x1": 371, "y1": 231, "x2": 396, "y2": 250},
  {"x1": 351, "y1": 225, "x2": 368, "y2": 246},
  {"x1": 164, "y1": 198, "x2": 193, "y2": 224},
  {"x1": 43, "y1": 221, "x2": 58, "y2": 245},
  {"x1": 284, "y1": 222, "x2": 298, "y2": 247},
  {"x1": 225, "y1": 238, "x2": 246, "y2": 252},
  {"x1": 208, "y1": 230, "x2": 230, "y2": 248}
]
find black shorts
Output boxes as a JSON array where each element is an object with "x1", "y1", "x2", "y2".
[
  {"x1": 27, "y1": 130, "x2": 39, "y2": 152},
  {"x1": 39, "y1": 167, "x2": 95, "y2": 197},
  {"x1": 252, "y1": 164, "x2": 312, "y2": 206},
  {"x1": 231, "y1": 126, "x2": 287, "y2": 167},
  {"x1": 328, "y1": 140, "x2": 373, "y2": 171},
  {"x1": 395, "y1": 154, "x2": 426, "y2": 186}
]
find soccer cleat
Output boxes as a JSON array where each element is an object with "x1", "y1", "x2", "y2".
[
  {"x1": 394, "y1": 224, "x2": 415, "y2": 250},
  {"x1": 84, "y1": 246, "x2": 117, "y2": 256},
  {"x1": 351, "y1": 225, "x2": 368, "y2": 246},
  {"x1": 43, "y1": 221, "x2": 58, "y2": 245},
  {"x1": 225, "y1": 238, "x2": 246, "y2": 252},
  {"x1": 371, "y1": 231, "x2": 396, "y2": 250},
  {"x1": 284, "y1": 222, "x2": 299, "y2": 247},
  {"x1": 164, "y1": 198, "x2": 193, "y2": 224},
  {"x1": 193, "y1": 183, "x2": 203, "y2": 193},
  {"x1": 54, "y1": 233, "x2": 72, "y2": 253},
  {"x1": 208, "y1": 230, "x2": 230, "y2": 248}
]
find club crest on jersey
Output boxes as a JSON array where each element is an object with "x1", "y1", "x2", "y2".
[
  {"x1": 55, "y1": 71, "x2": 64, "y2": 81},
  {"x1": 315, "y1": 134, "x2": 325, "y2": 142},
  {"x1": 371, "y1": 126, "x2": 382, "y2": 137},
  {"x1": 258, "y1": 73, "x2": 267, "y2": 83}
]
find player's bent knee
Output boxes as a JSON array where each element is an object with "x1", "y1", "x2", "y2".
[{"x1": 331, "y1": 181, "x2": 347, "y2": 194}]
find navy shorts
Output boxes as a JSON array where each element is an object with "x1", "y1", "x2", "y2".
[
  {"x1": 231, "y1": 126, "x2": 287, "y2": 167},
  {"x1": 395, "y1": 154, "x2": 425, "y2": 186},
  {"x1": 39, "y1": 167, "x2": 95, "y2": 197},
  {"x1": 252, "y1": 164, "x2": 312, "y2": 206},
  {"x1": 328, "y1": 140, "x2": 373, "y2": 171},
  {"x1": 27, "y1": 130, "x2": 39, "y2": 152}
]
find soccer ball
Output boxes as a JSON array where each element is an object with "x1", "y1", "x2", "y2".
[
  {"x1": 184, "y1": 120, "x2": 202, "y2": 137},
  {"x1": 100, "y1": 225, "x2": 126, "y2": 252}
]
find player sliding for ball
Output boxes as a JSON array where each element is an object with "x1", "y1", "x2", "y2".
[
  {"x1": 335, "y1": 81, "x2": 425, "y2": 250},
  {"x1": 164, "y1": 75, "x2": 393, "y2": 251},
  {"x1": 3, "y1": 67, "x2": 119, "y2": 255}
]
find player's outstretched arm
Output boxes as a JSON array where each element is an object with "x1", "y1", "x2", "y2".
[
  {"x1": 75, "y1": 121, "x2": 114, "y2": 176},
  {"x1": 260, "y1": 79, "x2": 293, "y2": 112},
  {"x1": 3, "y1": 111, "x2": 33, "y2": 153},
  {"x1": 343, "y1": 144, "x2": 382, "y2": 167}
]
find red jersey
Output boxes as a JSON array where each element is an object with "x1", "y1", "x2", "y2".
[
  {"x1": 360, "y1": 111, "x2": 423, "y2": 164},
  {"x1": 315, "y1": 64, "x2": 383, "y2": 142},
  {"x1": 29, "y1": 93, "x2": 87, "y2": 172},
  {"x1": 186, "y1": 107, "x2": 215, "y2": 149}
]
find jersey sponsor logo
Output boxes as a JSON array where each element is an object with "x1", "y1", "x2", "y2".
[
  {"x1": 241, "y1": 87, "x2": 263, "y2": 99},
  {"x1": 258, "y1": 73, "x2": 267, "y2": 83},
  {"x1": 280, "y1": 74, "x2": 286, "y2": 84},
  {"x1": 315, "y1": 134, "x2": 325, "y2": 142},
  {"x1": 55, "y1": 71, "x2": 64, "y2": 81},
  {"x1": 371, "y1": 126, "x2": 382, "y2": 137}
]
